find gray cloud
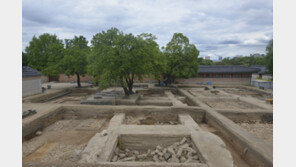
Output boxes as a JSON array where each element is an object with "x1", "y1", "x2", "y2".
[
  {"x1": 22, "y1": 0, "x2": 273, "y2": 59},
  {"x1": 219, "y1": 39, "x2": 242, "y2": 45}
]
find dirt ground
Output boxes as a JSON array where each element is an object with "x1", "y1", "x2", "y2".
[
  {"x1": 23, "y1": 118, "x2": 109, "y2": 163},
  {"x1": 22, "y1": 84, "x2": 273, "y2": 166},
  {"x1": 222, "y1": 88, "x2": 272, "y2": 101},
  {"x1": 235, "y1": 121, "x2": 273, "y2": 144},
  {"x1": 201, "y1": 99, "x2": 262, "y2": 110},
  {"x1": 48, "y1": 91, "x2": 96, "y2": 104},
  {"x1": 188, "y1": 88, "x2": 232, "y2": 98}
]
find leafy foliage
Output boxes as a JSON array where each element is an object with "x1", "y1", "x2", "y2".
[
  {"x1": 87, "y1": 28, "x2": 159, "y2": 95},
  {"x1": 60, "y1": 35, "x2": 89, "y2": 87},
  {"x1": 163, "y1": 33, "x2": 199, "y2": 84},
  {"x1": 214, "y1": 56, "x2": 266, "y2": 66},
  {"x1": 198, "y1": 58, "x2": 213, "y2": 65},
  {"x1": 25, "y1": 33, "x2": 64, "y2": 77}
]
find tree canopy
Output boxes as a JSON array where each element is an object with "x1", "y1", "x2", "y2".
[
  {"x1": 60, "y1": 35, "x2": 89, "y2": 87},
  {"x1": 87, "y1": 28, "x2": 160, "y2": 95},
  {"x1": 214, "y1": 56, "x2": 267, "y2": 66},
  {"x1": 163, "y1": 33, "x2": 199, "y2": 84},
  {"x1": 25, "y1": 33, "x2": 64, "y2": 77},
  {"x1": 198, "y1": 58, "x2": 213, "y2": 65}
]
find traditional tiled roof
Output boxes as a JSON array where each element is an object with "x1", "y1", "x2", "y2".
[
  {"x1": 250, "y1": 65, "x2": 268, "y2": 74},
  {"x1": 198, "y1": 65, "x2": 260, "y2": 73},
  {"x1": 22, "y1": 66, "x2": 41, "y2": 78}
]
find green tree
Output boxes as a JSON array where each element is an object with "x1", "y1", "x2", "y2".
[
  {"x1": 198, "y1": 58, "x2": 213, "y2": 65},
  {"x1": 88, "y1": 28, "x2": 158, "y2": 95},
  {"x1": 25, "y1": 33, "x2": 64, "y2": 77},
  {"x1": 265, "y1": 40, "x2": 273, "y2": 74},
  {"x1": 60, "y1": 36, "x2": 89, "y2": 88},
  {"x1": 163, "y1": 33, "x2": 199, "y2": 84},
  {"x1": 215, "y1": 56, "x2": 267, "y2": 66},
  {"x1": 150, "y1": 51, "x2": 168, "y2": 85}
]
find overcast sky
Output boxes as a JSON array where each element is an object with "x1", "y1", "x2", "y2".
[{"x1": 22, "y1": 0, "x2": 273, "y2": 59}]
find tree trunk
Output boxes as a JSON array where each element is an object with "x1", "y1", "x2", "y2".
[
  {"x1": 123, "y1": 87, "x2": 129, "y2": 96},
  {"x1": 125, "y1": 74, "x2": 134, "y2": 95},
  {"x1": 127, "y1": 82, "x2": 133, "y2": 94},
  {"x1": 172, "y1": 76, "x2": 175, "y2": 84},
  {"x1": 76, "y1": 72, "x2": 81, "y2": 88},
  {"x1": 120, "y1": 79, "x2": 130, "y2": 96}
]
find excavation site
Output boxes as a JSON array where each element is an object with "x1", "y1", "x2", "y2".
[{"x1": 22, "y1": 83, "x2": 273, "y2": 167}]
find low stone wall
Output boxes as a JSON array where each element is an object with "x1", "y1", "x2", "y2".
[
  {"x1": 251, "y1": 80, "x2": 273, "y2": 89},
  {"x1": 22, "y1": 76, "x2": 42, "y2": 97}
]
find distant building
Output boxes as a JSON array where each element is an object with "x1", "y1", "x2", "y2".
[
  {"x1": 22, "y1": 66, "x2": 42, "y2": 97},
  {"x1": 218, "y1": 56, "x2": 223, "y2": 61},
  {"x1": 250, "y1": 53, "x2": 264, "y2": 58},
  {"x1": 175, "y1": 65, "x2": 260, "y2": 85},
  {"x1": 203, "y1": 56, "x2": 211, "y2": 60},
  {"x1": 59, "y1": 74, "x2": 93, "y2": 82},
  {"x1": 250, "y1": 65, "x2": 271, "y2": 79}
]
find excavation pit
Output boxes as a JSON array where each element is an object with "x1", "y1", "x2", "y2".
[
  {"x1": 22, "y1": 83, "x2": 273, "y2": 167},
  {"x1": 234, "y1": 120, "x2": 273, "y2": 145},
  {"x1": 188, "y1": 88, "x2": 232, "y2": 98},
  {"x1": 221, "y1": 88, "x2": 272, "y2": 101},
  {"x1": 22, "y1": 118, "x2": 110, "y2": 163},
  {"x1": 112, "y1": 136, "x2": 201, "y2": 163},
  {"x1": 200, "y1": 98, "x2": 263, "y2": 110}
]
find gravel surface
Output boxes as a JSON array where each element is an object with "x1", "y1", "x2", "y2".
[{"x1": 236, "y1": 121, "x2": 273, "y2": 144}]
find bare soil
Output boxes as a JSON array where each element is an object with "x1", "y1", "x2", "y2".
[
  {"x1": 23, "y1": 118, "x2": 109, "y2": 163},
  {"x1": 188, "y1": 88, "x2": 231, "y2": 98},
  {"x1": 47, "y1": 90, "x2": 97, "y2": 104},
  {"x1": 235, "y1": 121, "x2": 273, "y2": 144},
  {"x1": 201, "y1": 99, "x2": 262, "y2": 110},
  {"x1": 222, "y1": 88, "x2": 272, "y2": 101}
]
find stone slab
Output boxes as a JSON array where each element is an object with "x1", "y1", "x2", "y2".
[
  {"x1": 178, "y1": 114, "x2": 234, "y2": 167},
  {"x1": 80, "y1": 113, "x2": 125, "y2": 163}
]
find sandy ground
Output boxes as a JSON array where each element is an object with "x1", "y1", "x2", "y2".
[
  {"x1": 221, "y1": 88, "x2": 272, "y2": 101},
  {"x1": 236, "y1": 122, "x2": 273, "y2": 145},
  {"x1": 188, "y1": 88, "x2": 232, "y2": 98},
  {"x1": 47, "y1": 90, "x2": 97, "y2": 104},
  {"x1": 22, "y1": 83, "x2": 272, "y2": 166},
  {"x1": 23, "y1": 118, "x2": 109, "y2": 163},
  {"x1": 202, "y1": 99, "x2": 261, "y2": 110}
]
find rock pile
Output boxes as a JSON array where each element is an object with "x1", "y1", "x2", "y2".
[
  {"x1": 111, "y1": 137, "x2": 200, "y2": 163},
  {"x1": 125, "y1": 116, "x2": 179, "y2": 125}
]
